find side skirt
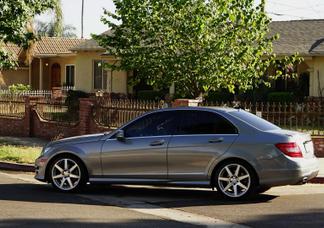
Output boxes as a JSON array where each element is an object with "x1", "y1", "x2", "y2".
[{"x1": 89, "y1": 177, "x2": 211, "y2": 188}]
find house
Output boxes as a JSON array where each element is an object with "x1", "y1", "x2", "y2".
[
  {"x1": 270, "y1": 20, "x2": 324, "y2": 97},
  {"x1": 1, "y1": 19, "x2": 324, "y2": 97},
  {"x1": 0, "y1": 37, "x2": 129, "y2": 94}
]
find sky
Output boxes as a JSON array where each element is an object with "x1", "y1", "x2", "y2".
[{"x1": 37, "y1": 0, "x2": 324, "y2": 39}]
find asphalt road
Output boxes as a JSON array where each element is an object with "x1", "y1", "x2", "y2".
[{"x1": 0, "y1": 171, "x2": 324, "y2": 228}]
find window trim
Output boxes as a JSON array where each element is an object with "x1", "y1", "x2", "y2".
[
  {"x1": 109, "y1": 109, "x2": 239, "y2": 139},
  {"x1": 65, "y1": 64, "x2": 75, "y2": 87}
]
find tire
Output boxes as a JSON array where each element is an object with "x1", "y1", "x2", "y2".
[
  {"x1": 257, "y1": 186, "x2": 271, "y2": 194},
  {"x1": 214, "y1": 160, "x2": 257, "y2": 199},
  {"x1": 49, "y1": 155, "x2": 87, "y2": 192}
]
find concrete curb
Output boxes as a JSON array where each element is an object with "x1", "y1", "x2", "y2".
[
  {"x1": 0, "y1": 161, "x2": 34, "y2": 172},
  {"x1": 0, "y1": 161, "x2": 323, "y2": 184}
]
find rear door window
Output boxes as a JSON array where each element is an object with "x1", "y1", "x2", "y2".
[{"x1": 175, "y1": 110, "x2": 238, "y2": 135}]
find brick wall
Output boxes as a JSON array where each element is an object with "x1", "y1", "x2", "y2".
[
  {"x1": 0, "y1": 97, "x2": 112, "y2": 140},
  {"x1": 0, "y1": 116, "x2": 28, "y2": 137},
  {"x1": 31, "y1": 110, "x2": 80, "y2": 140},
  {"x1": 313, "y1": 137, "x2": 324, "y2": 158}
]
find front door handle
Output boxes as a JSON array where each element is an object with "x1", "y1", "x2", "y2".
[
  {"x1": 209, "y1": 138, "x2": 223, "y2": 143},
  {"x1": 150, "y1": 140, "x2": 165, "y2": 146}
]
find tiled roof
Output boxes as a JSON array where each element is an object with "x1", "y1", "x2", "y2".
[
  {"x1": 34, "y1": 37, "x2": 85, "y2": 55},
  {"x1": 69, "y1": 39, "x2": 105, "y2": 52},
  {"x1": 270, "y1": 19, "x2": 324, "y2": 56},
  {"x1": 3, "y1": 43, "x2": 22, "y2": 59},
  {"x1": 70, "y1": 30, "x2": 113, "y2": 52},
  {"x1": 1, "y1": 37, "x2": 85, "y2": 60}
]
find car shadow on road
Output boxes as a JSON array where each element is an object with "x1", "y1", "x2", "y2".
[
  {"x1": 0, "y1": 182, "x2": 277, "y2": 208},
  {"x1": 0, "y1": 218, "x2": 198, "y2": 228}
]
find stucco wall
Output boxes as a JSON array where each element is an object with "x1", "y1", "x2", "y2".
[
  {"x1": 0, "y1": 69, "x2": 29, "y2": 88},
  {"x1": 309, "y1": 56, "x2": 324, "y2": 97},
  {"x1": 75, "y1": 52, "x2": 128, "y2": 93},
  {"x1": 112, "y1": 70, "x2": 128, "y2": 93}
]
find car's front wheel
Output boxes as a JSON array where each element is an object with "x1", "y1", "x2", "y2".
[
  {"x1": 214, "y1": 161, "x2": 257, "y2": 199},
  {"x1": 49, "y1": 156, "x2": 87, "y2": 192}
]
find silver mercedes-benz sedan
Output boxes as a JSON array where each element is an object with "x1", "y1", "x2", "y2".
[{"x1": 35, "y1": 107, "x2": 319, "y2": 199}]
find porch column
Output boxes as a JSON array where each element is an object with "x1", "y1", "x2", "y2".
[
  {"x1": 39, "y1": 58, "x2": 43, "y2": 90},
  {"x1": 28, "y1": 62, "x2": 32, "y2": 87}
]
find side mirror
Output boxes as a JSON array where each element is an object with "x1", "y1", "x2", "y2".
[{"x1": 116, "y1": 130, "x2": 125, "y2": 142}]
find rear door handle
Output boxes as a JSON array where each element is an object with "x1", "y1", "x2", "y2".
[
  {"x1": 209, "y1": 138, "x2": 223, "y2": 143},
  {"x1": 150, "y1": 140, "x2": 165, "y2": 146}
]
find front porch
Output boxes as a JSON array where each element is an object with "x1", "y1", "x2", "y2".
[{"x1": 29, "y1": 55, "x2": 76, "y2": 91}]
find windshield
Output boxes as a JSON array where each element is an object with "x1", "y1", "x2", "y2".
[{"x1": 229, "y1": 109, "x2": 280, "y2": 131}]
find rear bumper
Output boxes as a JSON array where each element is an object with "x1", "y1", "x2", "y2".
[{"x1": 259, "y1": 157, "x2": 320, "y2": 187}]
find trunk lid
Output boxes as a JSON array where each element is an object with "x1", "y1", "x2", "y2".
[{"x1": 270, "y1": 129, "x2": 314, "y2": 159}]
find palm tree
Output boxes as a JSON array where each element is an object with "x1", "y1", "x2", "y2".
[
  {"x1": 52, "y1": 0, "x2": 63, "y2": 37},
  {"x1": 34, "y1": 20, "x2": 77, "y2": 38}
]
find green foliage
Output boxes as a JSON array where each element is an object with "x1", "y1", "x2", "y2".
[
  {"x1": 267, "y1": 92, "x2": 294, "y2": 103},
  {"x1": 8, "y1": 84, "x2": 31, "y2": 92},
  {"x1": 94, "y1": 0, "x2": 302, "y2": 98},
  {"x1": 65, "y1": 90, "x2": 89, "y2": 115},
  {"x1": 137, "y1": 90, "x2": 164, "y2": 101},
  {"x1": 0, "y1": 0, "x2": 54, "y2": 69}
]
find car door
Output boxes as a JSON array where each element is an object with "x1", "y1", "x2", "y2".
[
  {"x1": 101, "y1": 111, "x2": 178, "y2": 179},
  {"x1": 167, "y1": 110, "x2": 239, "y2": 180}
]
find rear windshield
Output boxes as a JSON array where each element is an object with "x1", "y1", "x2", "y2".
[{"x1": 229, "y1": 109, "x2": 280, "y2": 131}]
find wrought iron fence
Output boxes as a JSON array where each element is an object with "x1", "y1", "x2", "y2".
[
  {"x1": 0, "y1": 89, "x2": 52, "y2": 98},
  {"x1": 94, "y1": 98, "x2": 163, "y2": 128},
  {"x1": 0, "y1": 96, "x2": 25, "y2": 118},
  {"x1": 201, "y1": 101, "x2": 324, "y2": 136},
  {"x1": 35, "y1": 99, "x2": 78, "y2": 123}
]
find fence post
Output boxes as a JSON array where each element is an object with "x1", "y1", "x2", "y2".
[
  {"x1": 79, "y1": 98, "x2": 95, "y2": 135},
  {"x1": 24, "y1": 96, "x2": 32, "y2": 137}
]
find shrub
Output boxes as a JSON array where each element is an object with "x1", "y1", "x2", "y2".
[
  {"x1": 8, "y1": 84, "x2": 31, "y2": 93},
  {"x1": 267, "y1": 92, "x2": 294, "y2": 103},
  {"x1": 65, "y1": 90, "x2": 89, "y2": 115},
  {"x1": 137, "y1": 90, "x2": 164, "y2": 101},
  {"x1": 205, "y1": 90, "x2": 234, "y2": 102}
]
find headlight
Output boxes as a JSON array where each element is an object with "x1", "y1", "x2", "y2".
[{"x1": 41, "y1": 147, "x2": 52, "y2": 156}]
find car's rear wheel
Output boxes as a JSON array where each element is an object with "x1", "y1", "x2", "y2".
[
  {"x1": 214, "y1": 161, "x2": 257, "y2": 199},
  {"x1": 49, "y1": 156, "x2": 86, "y2": 192}
]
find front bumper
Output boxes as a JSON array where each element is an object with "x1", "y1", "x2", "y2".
[{"x1": 34, "y1": 156, "x2": 49, "y2": 182}]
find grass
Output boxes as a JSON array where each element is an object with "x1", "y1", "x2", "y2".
[{"x1": 0, "y1": 141, "x2": 41, "y2": 164}]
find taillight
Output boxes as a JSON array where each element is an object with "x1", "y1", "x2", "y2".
[{"x1": 275, "y1": 142, "x2": 303, "y2": 158}]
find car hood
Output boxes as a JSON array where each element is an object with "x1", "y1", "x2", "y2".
[{"x1": 47, "y1": 132, "x2": 109, "y2": 147}]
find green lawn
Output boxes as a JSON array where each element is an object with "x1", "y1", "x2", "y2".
[{"x1": 0, "y1": 142, "x2": 41, "y2": 164}]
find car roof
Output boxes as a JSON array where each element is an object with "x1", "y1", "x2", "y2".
[{"x1": 158, "y1": 106, "x2": 238, "y2": 113}]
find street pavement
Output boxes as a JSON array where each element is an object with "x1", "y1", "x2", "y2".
[
  {"x1": 0, "y1": 171, "x2": 324, "y2": 227},
  {"x1": 318, "y1": 158, "x2": 324, "y2": 177}
]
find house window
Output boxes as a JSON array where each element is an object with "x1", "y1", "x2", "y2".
[
  {"x1": 93, "y1": 60, "x2": 108, "y2": 90},
  {"x1": 65, "y1": 65, "x2": 75, "y2": 86}
]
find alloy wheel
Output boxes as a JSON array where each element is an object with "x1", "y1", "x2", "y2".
[
  {"x1": 217, "y1": 163, "x2": 251, "y2": 198},
  {"x1": 51, "y1": 158, "x2": 81, "y2": 191}
]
